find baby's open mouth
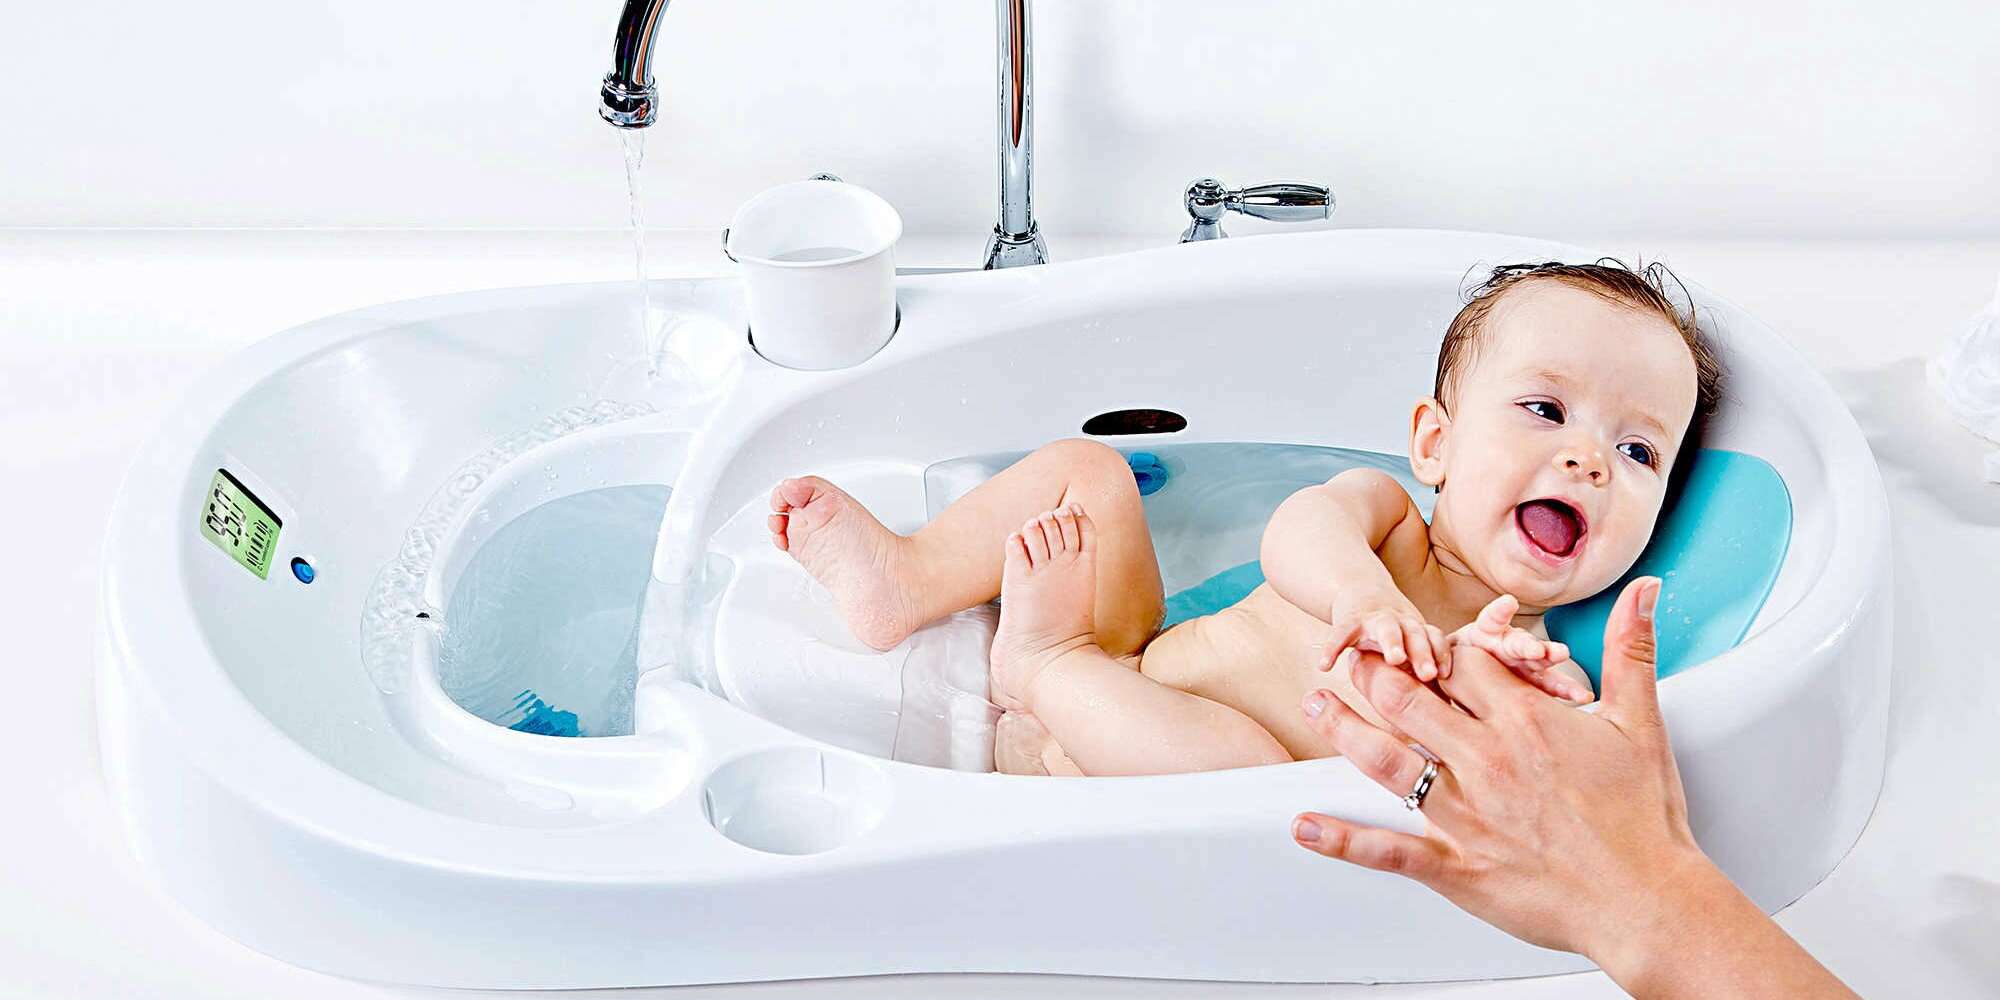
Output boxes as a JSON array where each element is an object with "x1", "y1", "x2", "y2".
[{"x1": 1516, "y1": 499, "x2": 1586, "y2": 560}]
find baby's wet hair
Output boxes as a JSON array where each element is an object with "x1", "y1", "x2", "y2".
[{"x1": 1433, "y1": 258, "x2": 1725, "y2": 507}]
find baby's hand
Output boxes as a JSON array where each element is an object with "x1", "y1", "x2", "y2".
[
  {"x1": 1317, "y1": 587, "x2": 1449, "y2": 682},
  {"x1": 1448, "y1": 594, "x2": 1594, "y2": 704}
]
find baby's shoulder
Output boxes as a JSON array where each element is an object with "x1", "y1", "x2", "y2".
[{"x1": 1327, "y1": 468, "x2": 1430, "y2": 557}]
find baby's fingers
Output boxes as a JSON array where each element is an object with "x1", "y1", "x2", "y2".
[
  {"x1": 1362, "y1": 613, "x2": 1407, "y2": 666},
  {"x1": 1486, "y1": 645, "x2": 1594, "y2": 704},
  {"x1": 1501, "y1": 629, "x2": 1557, "y2": 662},
  {"x1": 1315, "y1": 621, "x2": 1365, "y2": 671},
  {"x1": 1402, "y1": 618, "x2": 1438, "y2": 682},
  {"x1": 1471, "y1": 593, "x2": 1520, "y2": 636},
  {"x1": 1526, "y1": 660, "x2": 1595, "y2": 704}
]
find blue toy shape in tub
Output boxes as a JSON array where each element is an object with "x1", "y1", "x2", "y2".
[{"x1": 1127, "y1": 451, "x2": 1170, "y2": 496}]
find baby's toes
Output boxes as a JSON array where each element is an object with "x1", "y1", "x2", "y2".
[
  {"x1": 1018, "y1": 515, "x2": 1051, "y2": 564},
  {"x1": 1050, "y1": 506, "x2": 1081, "y2": 553},
  {"x1": 1036, "y1": 511, "x2": 1066, "y2": 557}
]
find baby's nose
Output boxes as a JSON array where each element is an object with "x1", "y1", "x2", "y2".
[{"x1": 1555, "y1": 447, "x2": 1608, "y2": 484}]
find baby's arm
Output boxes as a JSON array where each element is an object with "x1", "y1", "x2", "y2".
[{"x1": 1262, "y1": 469, "x2": 1447, "y2": 680}]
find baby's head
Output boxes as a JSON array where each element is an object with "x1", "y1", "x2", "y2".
[{"x1": 1411, "y1": 260, "x2": 1723, "y2": 610}]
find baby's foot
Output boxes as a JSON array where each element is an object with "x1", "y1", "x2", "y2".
[
  {"x1": 989, "y1": 505, "x2": 1101, "y2": 713},
  {"x1": 768, "y1": 476, "x2": 922, "y2": 651},
  {"x1": 993, "y1": 711, "x2": 1085, "y2": 777},
  {"x1": 993, "y1": 710, "x2": 1054, "y2": 775}
]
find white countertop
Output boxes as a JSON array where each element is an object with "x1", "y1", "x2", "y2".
[{"x1": 5, "y1": 229, "x2": 1998, "y2": 999}]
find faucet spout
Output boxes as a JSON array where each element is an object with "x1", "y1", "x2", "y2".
[
  {"x1": 981, "y1": 0, "x2": 1048, "y2": 269},
  {"x1": 601, "y1": 0, "x2": 669, "y2": 128}
]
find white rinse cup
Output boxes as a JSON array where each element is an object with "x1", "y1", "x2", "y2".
[{"x1": 724, "y1": 179, "x2": 902, "y2": 371}]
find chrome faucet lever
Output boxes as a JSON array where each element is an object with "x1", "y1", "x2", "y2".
[{"x1": 1180, "y1": 178, "x2": 1333, "y2": 243}]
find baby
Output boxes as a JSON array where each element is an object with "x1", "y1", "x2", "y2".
[{"x1": 768, "y1": 260, "x2": 1722, "y2": 776}]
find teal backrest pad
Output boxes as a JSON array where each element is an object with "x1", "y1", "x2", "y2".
[
  {"x1": 1543, "y1": 449, "x2": 1791, "y2": 689},
  {"x1": 1160, "y1": 449, "x2": 1792, "y2": 691}
]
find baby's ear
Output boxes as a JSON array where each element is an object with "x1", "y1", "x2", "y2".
[{"x1": 1409, "y1": 396, "x2": 1449, "y2": 488}]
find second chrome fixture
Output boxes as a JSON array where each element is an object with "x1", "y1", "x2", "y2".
[{"x1": 1181, "y1": 179, "x2": 1333, "y2": 243}]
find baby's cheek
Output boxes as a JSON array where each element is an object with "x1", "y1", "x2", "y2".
[{"x1": 1592, "y1": 517, "x2": 1652, "y2": 585}]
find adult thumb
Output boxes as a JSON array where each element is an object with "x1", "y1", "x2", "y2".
[{"x1": 1598, "y1": 576, "x2": 1663, "y2": 723}]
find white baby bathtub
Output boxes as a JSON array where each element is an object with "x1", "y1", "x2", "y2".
[{"x1": 96, "y1": 229, "x2": 1890, "y2": 987}]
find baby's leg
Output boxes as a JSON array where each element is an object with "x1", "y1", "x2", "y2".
[
  {"x1": 770, "y1": 439, "x2": 1163, "y2": 654},
  {"x1": 989, "y1": 506, "x2": 1291, "y2": 775}
]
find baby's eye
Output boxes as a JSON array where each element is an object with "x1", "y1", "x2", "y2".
[
  {"x1": 1518, "y1": 400, "x2": 1564, "y2": 423},
  {"x1": 1618, "y1": 442, "x2": 1657, "y2": 468}
]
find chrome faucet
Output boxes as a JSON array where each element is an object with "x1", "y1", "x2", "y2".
[
  {"x1": 600, "y1": 0, "x2": 1048, "y2": 269},
  {"x1": 981, "y1": 0, "x2": 1047, "y2": 269}
]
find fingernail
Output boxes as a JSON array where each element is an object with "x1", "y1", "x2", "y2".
[
  {"x1": 1294, "y1": 818, "x2": 1322, "y2": 844},
  {"x1": 1303, "y1": 690, "x2": 1330, "y2": 717},
  {"x1": 1639, "y1": 578, "x2": 1660, "y2": 622}
]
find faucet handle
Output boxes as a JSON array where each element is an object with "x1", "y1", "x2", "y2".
[{"x1": 1180, "y1": 178, "x2": 1333, "y2": 242}]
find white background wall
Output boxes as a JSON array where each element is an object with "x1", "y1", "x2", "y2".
[{"x1": 6, "y1": 0, "x2": 1998, "y2": 239}]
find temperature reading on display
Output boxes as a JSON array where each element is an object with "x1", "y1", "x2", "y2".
[{"x1": 200, "y1": 469, "x2": 282, "y2": 579}]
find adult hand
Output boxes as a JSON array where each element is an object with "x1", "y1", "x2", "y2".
[{"x1": 1291, "y1": 577, "x2": 1857, "y2": 999}]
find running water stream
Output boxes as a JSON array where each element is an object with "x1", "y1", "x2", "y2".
[{"x1": 621, "y1": 130, "x2": 659, "y2": 373}]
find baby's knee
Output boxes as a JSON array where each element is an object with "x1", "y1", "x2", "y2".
[
  {"x1": 1039, "y1": 438, "x2": 1140, "y2": 501},
  {"x1": 1039, "y1": 437, "x2": 1125, "y2": 474}
]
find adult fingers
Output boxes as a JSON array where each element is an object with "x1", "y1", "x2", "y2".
[
  {"x1": 1432, "y1": 642, "x2": 1538, "y2": 722},
  {"x1": 1292, "y1": 812, "x2": 1450, "y2": 884},
  {"x1": 1597, "y1": 577, "x2": 1664, "y2": 727},
  {"x1": 1302, "y1": 689, "x2": 1431, "y2": 802},
  {"x1": 1349, "y1": 652, "x2": 1481, "y2": 761}
]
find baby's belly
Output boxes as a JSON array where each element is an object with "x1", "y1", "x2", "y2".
[{"x1": 1141, "y1": 585, "x2": 1372, "y2": 760}]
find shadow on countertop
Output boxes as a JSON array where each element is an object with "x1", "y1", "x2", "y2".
[{"x1": 1828, "y1": 359, "x2": 1999, "y2": 528}]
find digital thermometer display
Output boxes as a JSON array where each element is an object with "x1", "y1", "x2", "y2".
[{"x1": 200, "y1": 469, "x2": 282, "y2": 579}]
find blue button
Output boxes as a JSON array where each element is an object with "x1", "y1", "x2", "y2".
[{"x1": 291, "y1": 557, "x2": 316, "y2": 584}]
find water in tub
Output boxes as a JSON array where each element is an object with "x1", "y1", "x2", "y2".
[{"x1": 437, "y1": 484, "x2": 669, "y2": 737}]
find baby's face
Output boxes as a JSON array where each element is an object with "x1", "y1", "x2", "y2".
[{"x1": 1417, "y1": 282, "x2": 1699, "y2": 608}]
